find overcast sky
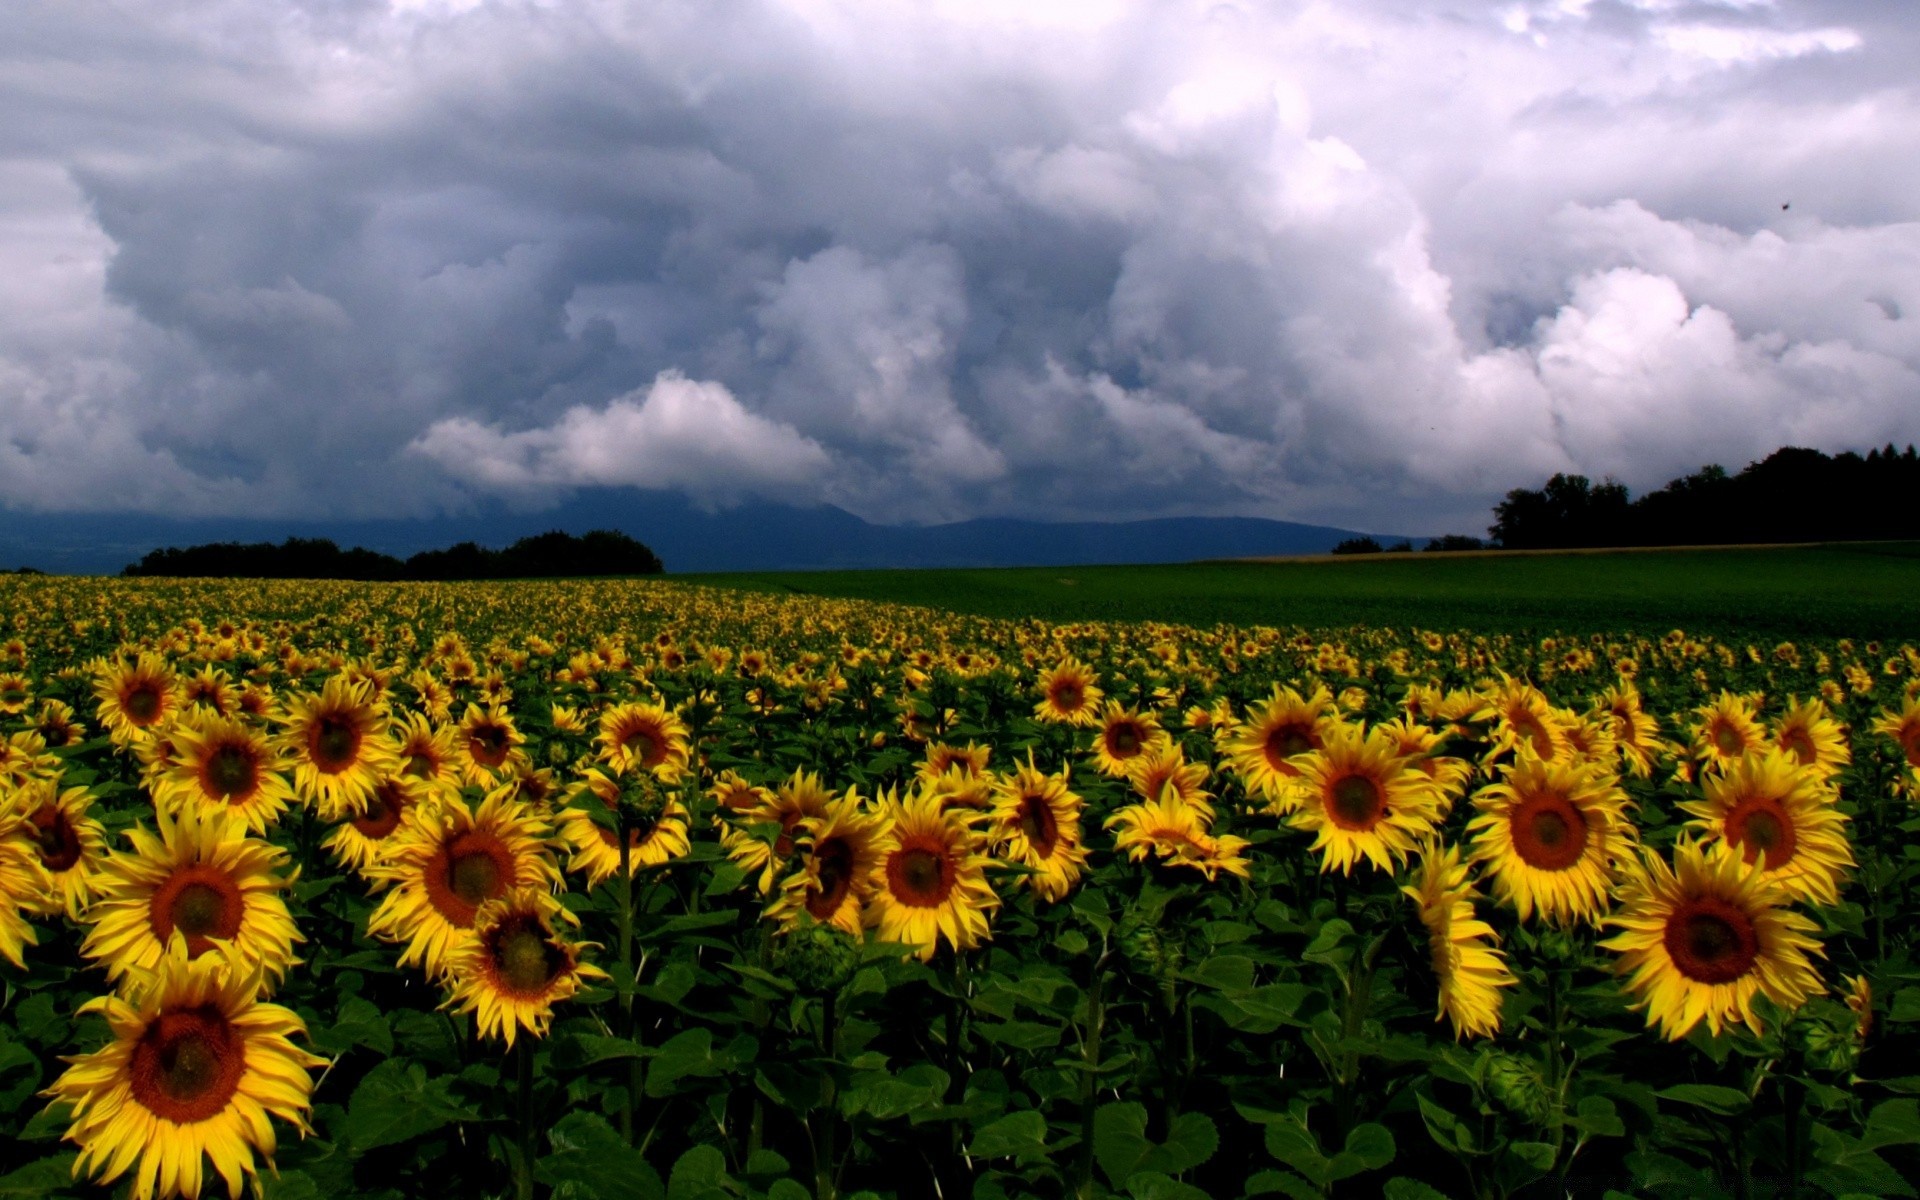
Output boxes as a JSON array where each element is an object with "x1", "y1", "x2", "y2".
[{"x1": 2, "y1": 0, "x2": 1915, "y2": 535}]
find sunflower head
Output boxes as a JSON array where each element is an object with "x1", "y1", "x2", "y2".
[
  {"x1": 1222, "y1": 684, "x2": 1334, "y2": 802},
  {"x1": 1285, "y1": 721, "x2": 1443, "y2": 876},
  {"x1": 1464, "y1": 749, "x2": 1632, "y2": 926},
  {"x1": 1033, "y1": 658, "x2": 1104, "y2": 727},
  {"x1": 1678, "y1": 749, "x2": 1853, "y2": 907},
  {"x1": 765, "y1": 793, "x2": 888, "y2": 935},
  {"x1": 92, "y1": 653, "x2": 181, "y2": 744},
  {"x1": 866, "y1": 787, "x2": 1001, "y2": 961},
  {"x1": 1402, "y1": 842, "x2": 1515, "y2": 1040},
  {"x1": 278, "y1": 674, "x2": 400, "y2": 819},
  {"x1": 445, "y1": 887, "x2": 607, "y2": 1048},
  {"x1": 1092, "y1": 702, "x2": 1170, "y2": 778},
  {"x1": 987, "y1": 758, "x2": 1088, "y2": 902}
]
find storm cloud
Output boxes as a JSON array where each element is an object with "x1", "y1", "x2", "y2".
[{"x1": 2, "y1": 0, "x2": 1915, "y2": 535}]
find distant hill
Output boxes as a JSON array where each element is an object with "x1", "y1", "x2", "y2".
[{"x1": 0, "y1": 489, "x2": 1396, "y2": 575}]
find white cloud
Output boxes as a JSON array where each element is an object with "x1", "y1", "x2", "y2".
[{"x1": 409, "y1": 371, "x2": 832, "y2": 507}]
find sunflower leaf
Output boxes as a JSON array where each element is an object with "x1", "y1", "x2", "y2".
[
  {"x1": 537, "y1": 1111, "x2": 666, "y2": 1200},
  {"x1": 341, "y1": 1059, "x2": 481, "y2": 1152}
]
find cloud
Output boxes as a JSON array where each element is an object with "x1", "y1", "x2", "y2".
[
  {"x1": 1, "y1": 0, "x2": 1917, "y2": 536},
  {"x1": 410, "y1": 370, "x2": 831, "y2": 507}
]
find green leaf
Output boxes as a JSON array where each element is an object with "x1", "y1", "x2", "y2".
[
  {"x1": 841, "y1": 1063, "x2": 948, "y2": 1121},
  {"x1": 341, "y1": 1059, "x2": 480, "y2": 1152},
  {"x1": 1095, "y1": 1104, "x2": 1218, "y2": 1185},
  {"x1": 0, "y1": 1039, "x2": 42, "y2": 1115},
  {"x1": 0, "y1": 1153, "x2": 79, "y2": 1198},
  {"x1": 308, "y1": 996, "x2": 393, "y2": 1058},
  {"x1": 1383, "y1": 1179, "x2": 1452, "y2": 1200},
  {"x1": 1338, "y1": 1124, "x2": 1395, "y2": 1174},
  {"x1": 666, "y1": 1144, "x2": 733, "y2": 1200},
  {"x1": 1244, "y1": 1170, "x2": 1320, "y2": 1200},
  {"x1": 646, "y1": 1028, "x2": 725, "y2": 1096},
  {"x1": 1889, "y1": 988, "x2": 1920, "y2": 1023},
  {"x1": 258, "y1": 1171, "x2": 326, "y2": 1200},
  {"x1": 974, "y1": 1020, "x2": 1063, "y2": 1053},
  {"x1": 1859, "y1": 1099, "x2": 1920, "y2": 1153},
  {"x1": 552, "y1": 1033, "x2": 648, "y2": 1070},
  {"x1": 537, "y1": 1111, "x2": 667, "y2": 1200},
  {"x1": 969, "y1": 1110, "x2": 1049, "y2": 1161},
  {"x1": 1656, "y1": 1084, "x2": 1751, "y2": 1116},
  {"x1": 1569, "y1": 1095, "x2": 1626, "y2": 1140},
  {"x1": 1123, "y1": 1171, "x2": 1211, "y2": 1200}
]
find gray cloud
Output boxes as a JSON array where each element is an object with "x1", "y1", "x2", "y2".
[{"x1": 1, "y1": 0, "x2": 1916, "y2": 536}]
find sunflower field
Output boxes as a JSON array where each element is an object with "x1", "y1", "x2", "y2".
[{"x1": 0, "y1": 574, "x2": 1917, "y2": 1200}]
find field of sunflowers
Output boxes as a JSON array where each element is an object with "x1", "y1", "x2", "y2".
[{"x1": 0, "y1": 573, "x2": 1917, "y2": 1200}]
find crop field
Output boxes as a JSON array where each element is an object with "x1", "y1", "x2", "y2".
[
  {"x1": 691, "y1": 541, "x2": 1920, "y2": 639},
  {"x1": 0, "y1": 570, "x2": 1917, "y2": 1200}
]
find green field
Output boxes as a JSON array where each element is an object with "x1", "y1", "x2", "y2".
[{"x1": 687, "y1": 541, "x2": 1920, "y2": 637}]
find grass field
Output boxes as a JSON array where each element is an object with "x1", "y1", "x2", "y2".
[{"x1": 686, "y1": 540, "x2": 1920, "y2": 637}]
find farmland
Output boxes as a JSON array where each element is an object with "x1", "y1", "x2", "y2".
[{"x1": 0, "y1": 568, "x2": 1916, "y2": 1199}]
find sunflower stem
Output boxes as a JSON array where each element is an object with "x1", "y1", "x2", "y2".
[
  {"x1": 1075, "y1": 945, "x2": 1109, "y2": 1200},
  {"x1": 514, "y1": 1036, "x2": 535, "y2": 1200},
  {"x1": 617, "y1": 805, "x2": 638, "y2": 1146}
]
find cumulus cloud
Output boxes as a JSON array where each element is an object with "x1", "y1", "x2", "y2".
[
  {"x1": 1, "y1": 0, "x2": 1917, "y2": 535},
  {"x1": 410, "y1": 371, "x2": 831, "y2": 507}
]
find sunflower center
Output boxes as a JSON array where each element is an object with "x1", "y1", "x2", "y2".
[
  {"x1": 310, "y1": 715, "x2": 361, "y2": 772},
  {"x1": 149, "y1": 868, "x2": 244, "y2": 956},
  {"x1": 623, "y1": 729, "x2": 659, "y2": 764},
  {"x1": 492, "y1": 924, "x2": 562, "y2": 995},
  {"x1": 1327, "y1": 774, "x2": 1385, "y2": 830},
  {"x1": 203, "y1": 745, "x2": 258, "y2": 799},
  {"x1": 451, "y1": 850, "x2": 503, "y2": 908},
  {"x1": 1663, "y1": 897, "x2": 1760, "y2": 985},
  {"x1": 1053, "y1": 683, "x2": 1081, "y2": 709},
  {"x1": 1726, "y1": 799, "x2": 1797, "y2": 869},
  {"x1": 1711, "y1": 722, "x2": 1746, "y2": 757},
  {"x1": 129, "y1": 1006, "x2": 245, "y2": 1123},
  {"x1": 32, "y1": 806, "x2": 83, "y2": 872},
  {"x1": 887, "y1": 845, "x2": 954, "y2": 907},
  {"x1": 124, "y1": 684, "x2": 162, "y2": 724},
  {"x1": 405, "y1": 752, "x2": 437, "y2": 779},
  {"x1": 1264, "y1": 725, "x2": 1315, "y2": 769},
  {"x1": 807, "y1": 838, "x2": 856, "y2": 919},
  {"x1": 469, "y1": 724, "x2": 510, "y2": 766},
  {"x1": 1109, "y1": 725, "x2": 1142, "y2": 756},
  {"x1": 1779, "y1": 727, "x2": 1816, "y2": 765},
  {"x1": 1017, "y1": 795, "x2": 1058, "y2": 856},
  {"x1": 1510, "y1": 794, "x2": 1589, "y2": 871},
  {"x1": 352, "y1": 785, "x2": 405, "y2": 839}
]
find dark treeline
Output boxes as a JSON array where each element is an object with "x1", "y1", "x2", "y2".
[
  {"x1": 121, "y1": 529, "x2": 664, "y2": 580},
  {"x1": 1488, "y1": 445, "x2": 1920, "y2": 549}
]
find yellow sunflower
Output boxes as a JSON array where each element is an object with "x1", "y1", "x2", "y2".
[
  {"x1": 1474, "y1": 675, "x2": 1573, "y2": 764},
  {"x1": 865, "y1": 787, "x2": 1001, "y2": 961},
  {"x1": 593, "y1": 700, "x2": 691, "y2": 782},
  {"x1": 31, "y1": 698, "x2": 88, "y2": 747},
  {"x1": 1465, "y1": 750, "x2": 1632, "y2": 926},
  {"x1": 390, "y1": 711, "x2": 464, "y2": 800},
  {"x1": 92, "y1": 654, "x2": 182, "y2": 744},
  {"x1": 181, "y1": 665, "x2": 239, "y2": 717},
  {"x1": 1104, "y1": 793, "x2": 1251, "y2": 882},
  {"x1": 1768, "y1": 696, "x2": 1848, "y2": 780},
  {"x1": 13, "y1": 777, "x2": 111, "y2": 920},
  {"x1": 987, "y1": 757, "x2": 1088, "y2": 902},
  {"x1": 918, "y1": 741, "x2": 991, "y2": 785},
  {"x1": 1593, "y1": 680, "x2": 1662, "y2": 778},
  {"x1": 1402, "y1": 842, "x2": 1515, "y2": 1040},
  {"x1": 455, "y1": 703, "x2": 529, "y2": 788},
  {"x1": 726, "y1": 769, "x2": 835, "y2": 894},
  {"x1": 764, "y1": 793, "x2": 888, "y2": 935},
  {"x1": 1091, "y1": 702, "x2": 1170, "y2": 778},
  {"x1": 0, "y1": 792, "x2": 53, "y2": 967},
  {"x1": 0, "y1": 670, "x2": 30, "y2": 714},
  {"x1": 277, "y1": 675, "x2": 400, "y2": 819},
  {"x1": 1378, "y1": 716, "x2": 1472, "y2": 809},
  {"x1": 44, "y1": 939, "x2": 325, "y2": 1200},
  {"x1": 707, "y1": 769, "x2": 772, "y2": 818},
  {"x1": 81, "y1": 804, "x2": 302, "y2": 993},
  {"x1": 443, "y1": 887, "x2": 607, "y2": 1048},
  {"x1": 1601, "y1": 839, "x2": 1826, "y2": 1040},
  {"x1": 157, "y1": 713, "x2": 299, "y2": 834},
  {"x1": 1690, "y1": 691, "x2": 1768, "y2": 771},
  {"x1": 1221, "y1": 684, "x2": 1334, "y2": 806},
  {"x1": 321, "y1": 773, "x2": 430, "y2": 877},
  {"x1": 365, "y1": 789, "x2": 561, "y2": 980},
  {"x1": 1284, "y1": 721, "x2": 1443, "y2": 876},
  {"x1": 1678, "y1": 750, "x2": 1853, "y2": 907},
  {"x1": 1875, "y1": 697, "x2": 1920, "y2": 774},
  {"x1": 555, "y1": 768, "x2": 691, "y2": 887},
  {"x1": 0, "y1": 730, "x2": 58, "y2": 786},
  {"x1": 1033, "y1": 657, "x2": 1104, "y2": 727}
]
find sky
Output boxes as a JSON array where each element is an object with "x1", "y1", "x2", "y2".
[{"x1": 2, "y1": 0, "x2": 1916, "y2": 538}]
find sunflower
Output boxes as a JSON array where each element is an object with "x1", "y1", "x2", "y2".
[
  {"x1": 0, "y1": 793, "x2": 53, "y2": 967},
  {"x1": 0, "y1": 671, "x2": 30, "y2": 714},
  {"x1": 13, "y1": 777, "x2": 111, "y2": 920},
  {"x1": 764, "y1": 794, "x2": 888, "y2": 935},
  {"x1": 1378, "y1": 716, "x2": 1472, "y2": 809},
  {"x1": 157, "y1": 713, "x2": 298, "y2": 834},
  {"x1": 1091, "y1": 702, "x2": 1170, "y2": 778},
  {"x1": 1690, "y1": 691, "x2": 1768, "y2": 771},
  {"x1": 321, "y1": 773, "x2": 430, "y2": 877},
  {"x1": 366, "y1": 789, "x2": 560, "y2": 980},
  {"x1": 0, "y1": 729, "x2": 58, "y2": 786},
  {"x1": 81, "y1": 804, "x2": 302, "y2": 993},
  {"x1": 726, "y1": 769, "x2": 835, "y2": 894},
  {"x1": 1105, "y1": 792, "x2": 1251, "y2": 882},
  {"x1": 43, "y1": 939, "x2": 325, "y2": 1200},
  {"x1": 594, "y1": 701, "x2": 691, "y2": 782},
  {"x1": 865, "y1": 787, "x2": 1000, "y2": 961},
  {"x1": 1601, "y1": 839, "x2": 1826, "y2": 1040},
  {"x1": 390, "y1": 711, "x2": 464, "y2": 800},
  {"x1": 32, "y1": 698, "x2": 88, "y2": 747},
  {"x1": 455, "y1": 703, "x2": 529, "y2": 788},
  {"x1": 1474, "y1": 676, "x2": 1572, "y2": 764},
  {"x1": 182, "y1": 666, "x2": 239, "y2": 717},
  {"x1": 93, "y1": 654, "x2": 182, "y2": 744},
  {"x1": 1126, "y1": 744, "x2": 1214, "y2": 815},
  {"x1": 1875, "y1": 697, "x2": 1920, "y2": 773},
  {"x1": 1677, "y1": 750, "x2": 1852, "y2": 907},
  {"x1": 1285, "y1": 721, "x2": 1444, "y2": 876},
  {"x1": 708, "y1": 769, "x2": 772, "y2": 818},
  {"x1": 1221, "y1": 684, "x2": 1334, "y2": 806},
  {"x1": 1771, "y1": 697, "x2": 1849, "y2": 780},
  {"x1": 987, "y1": 758, "x2": 1088, "y2": 902},
  {"x1": 921, "y1": 767, "x2": 996, "y2": 815},
  {"x1": 1594, "y1": 681, "x2": 1662, "y2": 778},
  {"x1": 278, "y1": 675, "x2": 399, "y2": 820},
  {"x1": 555, "y1": 768, "x2": 691, "y2": 887},
  {"x1": 444, "y1": 888, "x2": 607, "y2": 1048},
  {"x1": 918, "y1": 741, "x2": 990, "y2": 785},
  {"x1": 1465, "y1": 750, "x2": 1632, "y2": 926},
  {"x1": 1033, "y1": 657, "x2": 1104, "y2": 727},
  {"x1": 1402, "y1": 842, "x2": 1515, "y2": 1040}
]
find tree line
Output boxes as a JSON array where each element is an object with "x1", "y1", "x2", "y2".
[
  {"x1": 1484, "y1": 445, "x2": 1920, "y2": 549},
  {"x1": 120, "y1": 529, "x2": 664, "y2": 580}
]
